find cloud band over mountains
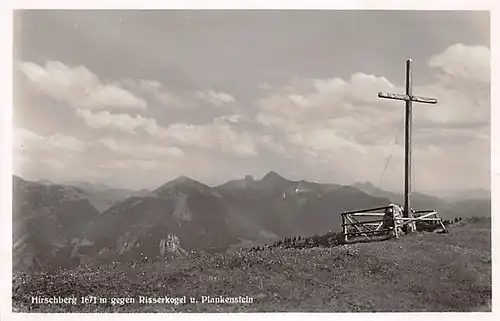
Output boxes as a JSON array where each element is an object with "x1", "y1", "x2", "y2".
[{"x1": 13, "y1": 11, "x2": 490, "y2": 193}]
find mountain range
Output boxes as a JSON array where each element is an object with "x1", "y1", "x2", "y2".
[{"x1": 12, "y1": 172, "x2": 491, "y2": 272}]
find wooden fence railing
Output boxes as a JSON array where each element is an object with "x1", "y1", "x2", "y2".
[{"x1": 341, "y1": 204, "x2": 446, "y2": 243}]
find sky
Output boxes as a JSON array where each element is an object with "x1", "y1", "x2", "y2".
[{"x1": 12, "y1": 10, "x2": 491, "y2": 194}]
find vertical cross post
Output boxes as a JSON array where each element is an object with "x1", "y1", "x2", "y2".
[
  {"x1": 378, "y1": 59, "x2": 438, "y2": 234},
  {"x1": 404, "y1": 59, "x2": 413, "y2": 232}
]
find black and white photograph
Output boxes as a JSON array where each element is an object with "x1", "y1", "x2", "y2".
[{"x1": 5, "y1": 5, "x2": 494, "y2": 315}]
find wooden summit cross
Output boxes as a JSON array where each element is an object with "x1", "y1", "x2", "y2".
[
  {"x1": 340, "y1": 59, "x2": 446, "y2": 242},
  {"x1": 378, "y1": 59, "x2": 438, "y2": 232}
]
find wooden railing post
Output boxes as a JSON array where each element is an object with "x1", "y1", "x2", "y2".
[
  {"x1": 392, "y1": 206, "x2": 399, "y2": 238},
  {"x1": 342, "y1": 214, "x2": 348, "y2": 243}
]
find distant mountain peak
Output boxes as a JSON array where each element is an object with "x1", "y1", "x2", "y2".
[
  {"x1": 354, "y1": 181, "x2": 376, "y2": 188},
  {"x1": 172, "y1": 175, "x2": 192, "y2": 182},
  {"x1": 261, "y1": 171, "x2": 287, "y2": 182},
  {"x1": 166, "y1": 176, "x2": 203, "y2": 186},
  {"x1": 215, "y1": 175, "x2": 257, "y2": 191},
  {"x1": 37, "y1": 179, "x2": 54, "y2": 185},
  {"x1": 155, "y1": 175, "x2": 212, "y2": 196},
  {"x1": 257, "y1": 171, "x2": 292, "y2": 192}
]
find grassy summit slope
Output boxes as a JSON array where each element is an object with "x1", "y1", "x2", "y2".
[{"x1": 12, "y1": 218, "x2": 491, "y2": 312}]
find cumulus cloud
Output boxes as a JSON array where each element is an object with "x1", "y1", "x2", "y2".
[
  {"x1": 195, "y1": 90, "x2": 236, "y2": 107},
  {"x1": 120, "y1": 78, "x2": 236, "y2": 110},
  {"x1": 13, "y1": 127, "x2": 86, "y2": 153},
  {"x1": 162, "y1": 120, "x2": 258, "y2": 158},
  {"x1": 75, "y1": 108, "x2": 258, "y2": 158},
  {"x1": 428, "y1": 43, "x2": 490, "y2": 84},
  {"x1": 76, "y1": 109, "x2": 160, "y2": 134},
  {"x1": 13, "y1": 128, "x2": 88, "y2": 178},
  {"x1": 253, "y1": 43, "x2": 490, "y2": 191},
  {"x1": 255, "y1": 72, "x2": 402, "y2": 149},
  {"x1": 13, "y1": 127, "x2": 187, "y2": 186},
  {"x1": 137, "y1": 79, "x2": 187, "y2": 108},
  {"x1": 94, "y1": 138, "x2": 184, "y2": 159},
  {"x1": 417, "y1": 44, "x2": 490, "y2": 129},
  {"x1": 18, "y1": 60, "x2": 147, "y2": 110},
  {"x1": 13, "y1": 42, "x2": 490, "y2": 193},
  {"x1": 288, "y1": 127, "x2": 366, "y2": 154},
  {"x1": 16, "y1": 157, "x2": 67, "y2": 177},
  {"x1": 215, "y1": 114, "x2": 243, "y2": 123},
  {"x1": 256, "y1": 73, "x2": 402, "y2": 134}
]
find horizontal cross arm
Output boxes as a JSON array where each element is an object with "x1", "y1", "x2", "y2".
[
  {"x1": 411, "y1": 95, "x2": 438, "y2": 104},
  {"x1": 378, "y1": 92, "x2": 438, "y2": 104},
  {"x1": 378, "y1": 92, "x2": 409, "y2": 101}
]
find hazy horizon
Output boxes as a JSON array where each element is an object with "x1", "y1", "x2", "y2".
[
  {"x1": 13, "y1": 10, "x2": 490, "y2": 194},
  {"x1": 12, "y1": 170, "x2": 491, "y2": 198}
]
